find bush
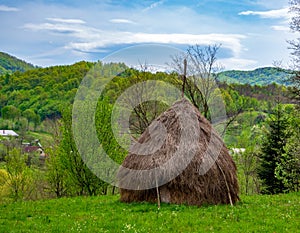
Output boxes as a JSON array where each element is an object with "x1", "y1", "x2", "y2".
[{"x1": 3, "y1": 149, "x2": 33, "y2": 202}]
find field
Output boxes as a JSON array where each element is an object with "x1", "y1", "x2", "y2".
[{"x1": 0, "y1": 192, "x2": 299, "y2": 233}]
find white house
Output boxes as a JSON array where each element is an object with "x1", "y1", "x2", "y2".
[
  {"x1": 231, "y1": 148, "x2": 246, "y2": 155},
  {"x1": 0, "y1": 130, "x2": 19, "y2": 137}
]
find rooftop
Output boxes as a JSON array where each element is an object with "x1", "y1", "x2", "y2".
[{"x1": 0, "y1": 130, "x2": 19, "y2": 137}]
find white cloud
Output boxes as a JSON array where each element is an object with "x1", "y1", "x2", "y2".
[
  {"x1": 0, "y1": 5, "x2": 19, "y2": 12},
  {"x1": 271, "y1": 25, "x2": 290, "y2": 31},
  {"x1": 24, "y1": 20, "x2": 246, "y2": 57},
  {"x1": 219, "y1": 57, "x2": 258, "y2": 70},
  {"x1": 23, "y1": 23, "x2": 83, "y2": 33},
  {"x1": 67, "y1": 31, "x2": 246, "y2": 57},
  {"x1": 23, "y1": 18, "x2": 87, "y2": 33},
  {"x1": 239, "y1": 8, "x2": 289, "y2": 19},
  {"x1": 109, "y1": 19, "x2": 136, "y2": 24},
  {"x1": 143, "y1": 1, "x2": 164, "y2": 12},
  {"x1": 46, "y1": 18, "x2": 86, "y2": 24},
  {"x1": 239, "y1": 7, "x2": 292, "y2": 32}
]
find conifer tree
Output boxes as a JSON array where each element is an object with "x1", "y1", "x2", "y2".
[{"x1": 258, "y1": 104, "x2": 289, "y2": 194}]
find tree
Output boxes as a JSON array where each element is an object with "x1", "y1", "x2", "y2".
[
  {"x1": 4, "y1": 149, "x2": 33, "y2": 201},
  {"x1": 258, "y1": 104, "x2": 290, "y2": 194},
  {"x1": 103, "y1": 66, "x2": 175, "y2": 136},
  {"x1": 289, "y1": 0, "x2": 300, "y2": 69},
  {"x1": 1, "y1": 105, "x2": 21, "y2": 121},
  {"x1": 95, "y1": 97, "x2": 128, "y2": 194},
  {"x1": 288, "y1": 0, "x2": 300, "y2": 102},
  {"x1": 22, "y1": 109, "x2": 40, "y2": 130},
  {"x1": 44, "y1": 119, "x2": 69, "y2": 198},
  {"x1": 95, "y1": 97, "x2": 127, "y2": 164},
  {"x1": 58, "y1": 107, "x2": 107, "y2": 196},
  {"x1": 232, "y1": 127, "x2": 261, "y2": 195},
  {"x1": 170, "y1": 44, "x2": 222, "y2": 119},
  {"x1": 275, "y1": 107, "x2": 300, "y2": 192},
  {"x1": 275, "y1": 135, "x2": 300, "y2": 192},
  {"x1": 0, "y1": 169, "x2": 10, "y2": 201},
  {"x1": 45, "y1": 146, "x2": 68, "y2": 197}
]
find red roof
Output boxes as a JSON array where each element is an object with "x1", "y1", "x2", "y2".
[{"x1": 24, "y1": 146, "x2": 41, "y2": 153}]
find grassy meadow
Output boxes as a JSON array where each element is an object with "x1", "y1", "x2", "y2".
[{"x1": 0, "y1": 192, "x2": 299, "y2": 233}]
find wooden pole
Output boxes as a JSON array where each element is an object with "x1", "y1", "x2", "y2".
[
  {"x1": 216, "y1": 161, "x2": 233, "y2": 206},
  {"x1": 153, "y1": 158, "x2": 161, "y2": 209},
  {"x1": 155, "y1": 177, "x2": 161, "y2": 209},
  {"x1": 182, "y1": 59, "x2": 187, "y2": 98}
]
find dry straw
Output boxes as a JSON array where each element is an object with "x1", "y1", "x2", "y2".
[{"x1": 118, "y1": 98, "x2": 239, "y2": 206}]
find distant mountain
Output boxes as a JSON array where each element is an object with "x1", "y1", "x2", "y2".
[
  {"x1": 0, "y1": 52, "x2": 36, "y2": 75},
  {"x1": 217, "y1": 67, "x2": 292, "y2": 86}
]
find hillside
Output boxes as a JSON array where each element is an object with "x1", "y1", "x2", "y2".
[
  {"x1": 0, "y1": 61, "x2": 128, "y2": 120},
  {"x1": 0, "y1": 61, "x2": 94, "y2": 120},
  {"x1": 0, "y1": 52, "x2": 36, "y2": 75},
  {"x1": 0, "y1": 60, "x2": 291, "y2": 123},
  {"x1": 218, "y1": 67, "x2": 292, "y2": 86},
  {"x1": 0, "y1": 52, "x2": 293, "y2": 124}
]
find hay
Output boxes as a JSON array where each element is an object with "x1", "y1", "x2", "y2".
[{"x1": 118, "y1": 98, "x2": 239, "y2": 206}]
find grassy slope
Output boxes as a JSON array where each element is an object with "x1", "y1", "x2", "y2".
[
  {"x1": 26, "y1": 131, "x2": 54, "y2": 148},
  {"x1": 0, "y1": 193, "x2": 299, "y2": 233}
]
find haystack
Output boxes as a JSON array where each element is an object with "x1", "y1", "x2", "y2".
[{"x1": 118, "y1": 98, "x2": 239, "y2": 206}]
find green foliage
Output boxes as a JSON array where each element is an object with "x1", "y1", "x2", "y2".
[
  {"x1": 0, "y1": 57, "x2": 292, "y2": 127},
  {"x1": 2, "y1": 149, "x2": 33, "y2": 202},
  {"x1": 102, "y1": 67, "x2": 177, "y2": 134},
  {"x1": 275, "y1": 145, "x2": 300, "y2": 192},
  {"x1": 56, "y1": 108, "x2": 109, "y2": 196},
  {"x1": 0, "y1": 52, "x2": 36, "y2": 75},
  {"x1": 275, "y1": 108, "x2": 300, "y2": 192},
  {"x1": 22, "y1": 109, "x2": 41, "y2": 130},
  {"x1": 218, "y1": 67, "x2": 292, "y2": 86},
  {"x1": 1, "y1": 105, "x2": 21, "y2": 121},
  {"x1": 45, "y1": 146, "x2": 68, "y2": 198},
  {"x1": 258, "y1": 104, "x2": 290, "y2": 194},
  {"x1": 22, "y1": 109, "x2": 37, "y2": 123},
  {"x1": 0, "y1": 193, "x2": 299, "y2": 232},
  {"x1": 0, "y1": 61, "x2": 94, "y2": 120},
  {"x1": 231, "y1": 127, "x2": 262, "y2": 195},
  {"x1": 0, "y1": 168, "x2": 9, "y2": 200},
  {"x1": 95, "y1": 97, "x2": 127, "y2": 164}
]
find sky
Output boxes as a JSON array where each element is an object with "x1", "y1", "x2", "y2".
[{"x1": 0, "y1": 0, "x2": 295, "y2": 70}]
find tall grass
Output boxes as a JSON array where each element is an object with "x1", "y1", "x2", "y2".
[{"x1": 0, "y1": 192, "x2": 299, "y2": 232}]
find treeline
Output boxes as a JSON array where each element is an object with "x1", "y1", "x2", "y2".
[{"x1": 0, "y1": 62, "x2": 291, "y2": 128}]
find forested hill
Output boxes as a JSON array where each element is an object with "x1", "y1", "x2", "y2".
[
  {"x1": 217, "y1": 67, "x2": 292, "y2": 86},
  {"x1": 0, "y1": 51, "x2": 293, "y2": 122},
  {"x1": 0, "y1": 61, "x2": 129, "y2": 120},
  {"x1": 0, "y1": 52, "x2": 36, "y2": 75}
]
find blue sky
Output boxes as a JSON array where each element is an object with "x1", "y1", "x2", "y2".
[{"x1": 0, "y1": 0, "x2": 294, "y2": 70}]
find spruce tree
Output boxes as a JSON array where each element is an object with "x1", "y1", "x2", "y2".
[{"x1": 258, "y1": 104, "x2": 289, "y2": 194}]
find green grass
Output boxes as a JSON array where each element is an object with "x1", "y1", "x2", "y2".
[
  {"x1": 27, "y1": 131, "x2": 54, "y2": 148},
  {"x1": 0, "y1": 193, "x2": 299, "y2": 233}
]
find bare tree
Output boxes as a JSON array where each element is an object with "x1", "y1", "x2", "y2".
[
  {"x1": 289, "y1": 0, "x2": 300, "y2": 103},
  {"x1": 170, "y1": 44, "x2": 223, "y2": 120},
  {"x1": 170, "y1": 45, "x2": 248, "y2": 138},
  {"x1": 114, "y1": 64, "x2": 169, "y2": 138}
]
